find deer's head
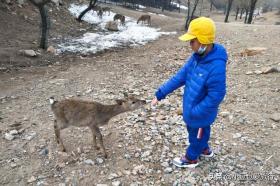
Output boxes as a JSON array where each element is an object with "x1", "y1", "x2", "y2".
[{"x1": 115, "y1": 95, "x2": 146, "y2": 111}]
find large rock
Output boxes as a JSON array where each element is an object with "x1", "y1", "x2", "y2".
[
  {"x1": 269, "y1": 113, "x2": 280, "y2": 122},
  {"x1": 112, "y1": 181, "x2": 121, "y2": 186},
  {"x1": 5, "y1": 133, "x2": 15, "y2": 141},
  {"x1": 22, "y1": 50, "x2": 37, "y2": 57},
  {"x1": 241, "y1": 47, "x2": 267, "y2": 57},
  {"x1": 105, "y1": 21, "x2": 119, "y2": 31},
  {"x1": 47, "y1": 46, "x2": 56, "y2": 54},
  {"x1": 261, "y1": 67, "x2": 280, "y2": 74}
]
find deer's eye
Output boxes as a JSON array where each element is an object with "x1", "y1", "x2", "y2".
[{"x1": 132, "y1": 101, "x2": 136, "y2": 104}]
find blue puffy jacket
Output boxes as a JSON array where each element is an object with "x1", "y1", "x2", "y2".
[{"x1": 155, "y1": 43, "x2": 227, "y2": 128}]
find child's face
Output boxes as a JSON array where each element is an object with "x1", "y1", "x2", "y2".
[{"x1": 190, "y1": 38, "x2": 203, "y2": 53}]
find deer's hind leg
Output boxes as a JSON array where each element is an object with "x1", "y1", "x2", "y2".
[{"x1": 54, "y1": 119, "x2": 67, "y2": 152}]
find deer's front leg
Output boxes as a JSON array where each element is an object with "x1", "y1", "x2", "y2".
[
  {"x1": 94, "y1": 126, "x2": 107, "y2": 158},
  {"x1": 54, "y1": 120, "x2": 66, "y2": 152},
  {"x1": 90, "y1": 126, "x2": 99, "y2": 150}
]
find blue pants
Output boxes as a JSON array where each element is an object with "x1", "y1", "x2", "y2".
[{"x1": 186, "y1": 125, "x2": 211, "y2": 160}]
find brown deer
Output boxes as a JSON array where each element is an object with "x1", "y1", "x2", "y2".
[
  {"x1": 113, "y1": 14, "x2": 125, "y2": 25},
  {"x1": 137, "y1": 15, "x2": 151, "y2": 25},
  {"x1": 49, "y1": 95, "x2": 146, "y2": 158},
  {"x1": 97, "y1": 9, "x2": 103, "y2": 18},
  {"x1": 92, "y1": 5, "x2": 102, "y2": 14},
  {"x1": 102, "y1": 7, "x2": 111, "y2": 15}
]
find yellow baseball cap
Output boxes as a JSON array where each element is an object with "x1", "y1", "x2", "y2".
[{"x1": 179, "y1": 17, "x2": 216, "y2": 44}]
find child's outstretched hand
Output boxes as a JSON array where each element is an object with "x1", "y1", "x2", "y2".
[{"x1": 151, "y1": 97, "x2": 158, "y2": 107}]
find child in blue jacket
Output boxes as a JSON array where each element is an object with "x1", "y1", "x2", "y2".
[{"x1": 151, "y1": 17, "x2": 228, "y2": 168}]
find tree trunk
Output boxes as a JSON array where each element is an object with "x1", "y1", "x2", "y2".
[
  {"x1": 187, "y1": 0, "x2": 190, "y2": 19},
  {"x1": 185, "y1": 0, "x2": 199, "y2": 30},
  {"x1": 244, "y1": 8, "x2": 249, "y2": 23},
  {"x1": 240, "y1": 8, "x2": 244, "y2": 19},
  {"x1": 161, "y1": 0, "x2": 167, "y2": 12},
  {"x1": 210, "y1": 1, "x2": 213, "y2": 12},
  {"x1": 168, "y1": 0, "x2": 171, "y2": 10},
  {"x1": 38, "y1": 5, "x2": 49, "y2": 49},
  {"x1": 190, "y1": 0, "x2": 199, "y2": 19},
  {"x1": 200, "y1": 0, "x2": 203, "y2": 16},
  {"x1": 224, "y1": 3, "x2": 227, "y2": 14},
  {"x1": 29, "y1": 0, "x2": 50, "y2": 49},
  {"x1": 77, "y1": 0, "x2": 97, "y2": 22},
  {"x1": 247, "y1": 0, "x2": 258, "y2": 24},
  {"x1": 235, "y1": 7, "x2": 239, "y2": 20},
  {"x1": 184, "y1": 0, "x2": 191, "y2": 30},
  {"x1": 178, "y1": 1, "x2": 180, "y2": 13},
  {"x1": 224, "y1": 0, "x2": 234, "y2": 23}
]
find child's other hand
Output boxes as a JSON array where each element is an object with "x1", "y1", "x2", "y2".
[{"x1": 151, "y1": 97, "x2": 158, "y2": 107}]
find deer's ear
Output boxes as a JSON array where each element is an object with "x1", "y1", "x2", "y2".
[{"x1": 116, "y1": 99, "x2": 124, "y2": 105}]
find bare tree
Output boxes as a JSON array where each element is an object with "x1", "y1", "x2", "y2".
[
  {"x1": 77, "y1": 0, "x2": 98, "y2": 22},
  {"x1": 200, "y1": 0, "x2": 204, "y2": 16},
  {"x1": 224, "y1": 0, "x2": 234, "y2": 22},
  {"x1": 235, "y1": 6, "x2": 240, "y2": 20},
  {"x1": 209, "y1": 0, "x2": 213, "y2": 12},
  {"x1": 29, "y1": 0, "x2": 50, "y2": 49},
  {"x1": 244, "y1": 7, "x2": 249, "y2": 23},
  {"x1": 178, "y1": 0, "x2": 181, "y2": 13},
  {"x1": 239, "y1": 8, "x2": 244, "y2": 19},
  {"x1": 161, "y1": 0, "x2": 172, "y2": 12},
  {"x1": 185, "y1": 0, "x2": 200, "y2": 30},
  {"x1": 247, "y1": 0, "x2": 258, "y2": 24}
]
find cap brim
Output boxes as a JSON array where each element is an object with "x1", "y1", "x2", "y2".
[{"x1": 178, "y1": 33, "x2": 196, "y2": 42}]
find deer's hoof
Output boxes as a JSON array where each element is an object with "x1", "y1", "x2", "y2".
[{"x1": 104, "y1": 153, "x2": 108, "y2": 159}]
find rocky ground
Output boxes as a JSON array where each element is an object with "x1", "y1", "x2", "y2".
[{"x1": 0, "y1": 1, "x2": 280, "y2": 186}]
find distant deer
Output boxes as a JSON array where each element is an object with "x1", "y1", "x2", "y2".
[
  {"x1": 97, "y1": 9, "x2": 103, "y2": 18},
  {"x1": 49, "y1": 95, "x2": 146, "y2": 158},
  {"x1": 137, "y1": 15, "x2": 151, "y2": 25},
  {"x1": 102, "y1": 7, "x2": 111, "y2": 15},
  {"x1": 113, "y1": 14, "x2": 125, "y2": 25},
  {"x1": 92, "y1": 5, "x2": 102, "y2": 14}
]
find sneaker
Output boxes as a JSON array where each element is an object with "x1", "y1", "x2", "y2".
[
  {"x1": 173, "y1": 155, "x2": 199, "y2": 168},
  {"x1": 200, "y1": 148, "x2": 214, "y2": 158}
]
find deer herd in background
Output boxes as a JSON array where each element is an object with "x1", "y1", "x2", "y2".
[{"x1": 92, "y1": 5, "x2": 151, "y2": 26}]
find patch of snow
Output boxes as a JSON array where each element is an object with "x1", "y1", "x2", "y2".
[
  {"x1": 171, "y1": 2, "x2": 188, "y2": 10},
  {"x1": 146, "y1": 12, "x2": 166, "y2": 17},
  {"x1": 138, "y1": 5, "x2": 146, "y2": 9},
  {"x1": 56, "y1": 4, "x2": 176, "y2": 55}
]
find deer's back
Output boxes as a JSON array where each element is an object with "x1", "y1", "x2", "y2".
[
  {"x1": 92, "y1": 6, "x2": 101, "y2": 11},
  {"x1": 139, "y1": 15, "x2": 150, "y2": 20},
  {"x1": 114, "y1": 14, "x2": 123, "y2": 20},
  {"x1": 51, "y1": 99, "x2": 100, "y2": 127},
  {"x1": 102, "y1": 7, "x2": 110, "y2": 11}
]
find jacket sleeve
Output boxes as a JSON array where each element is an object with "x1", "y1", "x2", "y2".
[
  {"x1": 155, "y1": 59, "x2": 191, "y2": 101},
  {"x1": 191, "y1": 62, "x2": 226, "y2": 117}
]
